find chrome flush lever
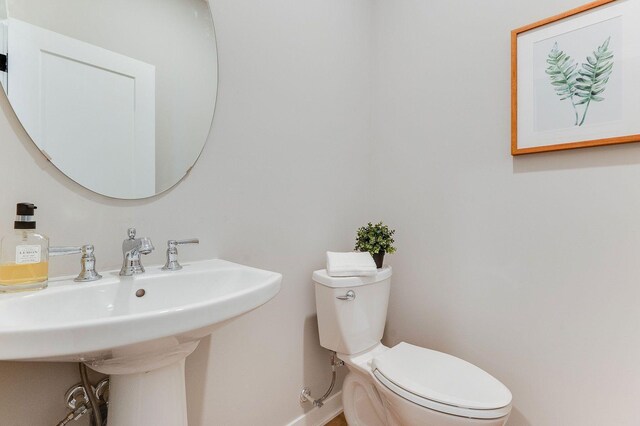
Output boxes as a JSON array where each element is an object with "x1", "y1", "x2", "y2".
[
  {"x1": 162, "y1": 239, "x2": 200, "y2": 271},
  {"x1": 336, "y1": 290, "x2": 356, "y2": 301}
]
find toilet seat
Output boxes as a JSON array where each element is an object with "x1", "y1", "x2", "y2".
[{"x1": 372, "y1": 343, "x2": 512, "y2": 420}]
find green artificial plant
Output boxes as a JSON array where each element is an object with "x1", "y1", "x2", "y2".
[{"x1": 354, "y1": 222, "x2": 396, "y2": 255}]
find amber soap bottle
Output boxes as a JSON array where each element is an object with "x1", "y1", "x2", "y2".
[{"x1": 0, "y1": 203, "x2": 49, "y2": 292}]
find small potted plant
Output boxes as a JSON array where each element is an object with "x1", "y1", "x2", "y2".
[{"x1": 354, "y1": 221, "x2": 396, "y2": 268}]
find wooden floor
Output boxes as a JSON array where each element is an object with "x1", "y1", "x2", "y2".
[{"x1": 324, "y1": 412, "x2": 347, "y2": 426}]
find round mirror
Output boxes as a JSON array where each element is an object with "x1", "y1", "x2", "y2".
[{"x1": 0, "y1": 0, "x2": 217, "y2": 199}]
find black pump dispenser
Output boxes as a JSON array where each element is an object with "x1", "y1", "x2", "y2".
[{"x1": 14, "y1": 202, "x2": 37, "y2": 230}]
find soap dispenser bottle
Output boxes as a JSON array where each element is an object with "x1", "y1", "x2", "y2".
[{"x1": 0, "y1": 203, "x2": 50, "y2": 292}]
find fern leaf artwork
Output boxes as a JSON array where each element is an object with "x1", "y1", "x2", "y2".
[
  {"x1": 574, "y1": 37, "x2": 614, "y2": 125},
  {"x1": 545, "y1": 42, "x2": 579, "y2": 124},
  {"x1": 545, "y1": 37, "x2": 614, "y2": 126}
]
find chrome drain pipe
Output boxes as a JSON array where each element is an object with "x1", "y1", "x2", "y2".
[{"x1": 300, "y1": 351, "x2": 344, "y2": 408}]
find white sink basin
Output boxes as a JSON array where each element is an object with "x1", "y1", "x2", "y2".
[
  {"x1": 0, "y1": 259, "x2": 281, "y2": 361},
  {"x1": 0, "y1": 259, "x2": 282, "y2": 426}
]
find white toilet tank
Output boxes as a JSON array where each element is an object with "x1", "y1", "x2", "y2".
[{"x1": 313, "y1": 267, "x2": 392, "y2": 355}]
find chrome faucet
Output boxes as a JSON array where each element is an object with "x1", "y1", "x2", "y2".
[{"x1": 119, "y1": 228, "x2": 154, "y2": 276}]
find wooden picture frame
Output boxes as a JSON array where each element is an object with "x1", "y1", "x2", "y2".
[{"x1": 511, "y1": 0, "x2": 640, "y2": 155}]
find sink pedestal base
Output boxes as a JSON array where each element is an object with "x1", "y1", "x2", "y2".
[
  {"x1": 108, "y1": 359, "x2": 189, "y2": 426},
  {"x1": 86, "y1": 340, "x2": 200, "y2": 426}
]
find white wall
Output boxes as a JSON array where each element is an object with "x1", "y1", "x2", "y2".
[
  {"x1": 0, "y1": 0, "x2": 372, "y2": 424},
  {"x1": 372, "y1": 1, "x2": 640, "y2": 425}
]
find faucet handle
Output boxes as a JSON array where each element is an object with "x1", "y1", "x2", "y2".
[
  {"x1": 76, "y1": 245, "x2": 102, "y2": 282},
  {"x1": 162, "y1": 239, "x2": 199, "y2": 271},
  {"x1": 127, "y1": 228, "x2": 137, "y2": 239},
  {"x1": 49, "y1": 245, "x2": 102, "y2": 282},
  {"x1": 49, "y1": 246, "x2": 82, "y2": 257},
  {"x1": 170, "y1": 239, "x2": 199, "y2": 247}
]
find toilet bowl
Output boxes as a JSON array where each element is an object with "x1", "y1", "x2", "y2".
[{"x1": 312, "y1": 267, "x2": 512, "y2": 426}]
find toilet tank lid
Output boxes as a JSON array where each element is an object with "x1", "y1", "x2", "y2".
[{"x1": 312, "y1": 266, "x2": 392, "y2": 288}]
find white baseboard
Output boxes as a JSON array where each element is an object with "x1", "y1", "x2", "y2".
[{"x1": 286, "y1": 391, "x2": 343, "y2": 426}]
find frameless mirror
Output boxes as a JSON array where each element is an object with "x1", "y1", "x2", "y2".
[{"x1": 0, "y1": 0, "x2": 217, "y2": 199}]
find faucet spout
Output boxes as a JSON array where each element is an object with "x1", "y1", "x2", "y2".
[
  {"x1": 137, "y1": 237, "x2": 154, "y2": 255},
  {"x1": 120, "y1": 228, "x2": 154, "y2": 276}
]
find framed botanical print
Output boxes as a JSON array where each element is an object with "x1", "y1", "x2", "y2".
[{"x1": 511, "y1": 0, "x2": 640, "y2": 155}]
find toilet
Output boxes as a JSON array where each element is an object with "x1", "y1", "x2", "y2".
[{"x1": 313, "y1": 266, "x2": 512, "y2": 426}]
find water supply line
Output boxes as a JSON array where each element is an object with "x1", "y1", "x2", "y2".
[
  {"x1": 80, "y1": 364, "x2": 103, "y2": 426},
  {"x1": 300, "y1": 351, "x2": 344, "y2": 408},
  {"x1": 55, "y1": 370, "x2": 109, "y2": 426}
]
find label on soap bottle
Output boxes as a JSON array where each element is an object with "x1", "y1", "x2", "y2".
[{"x1": 16, "y1": 245, "x2": 41, "y2": 264}]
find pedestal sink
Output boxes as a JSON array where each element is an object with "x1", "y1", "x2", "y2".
[{"x1": 0, "y1": 259, "x2": 282, "y2": 426}]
